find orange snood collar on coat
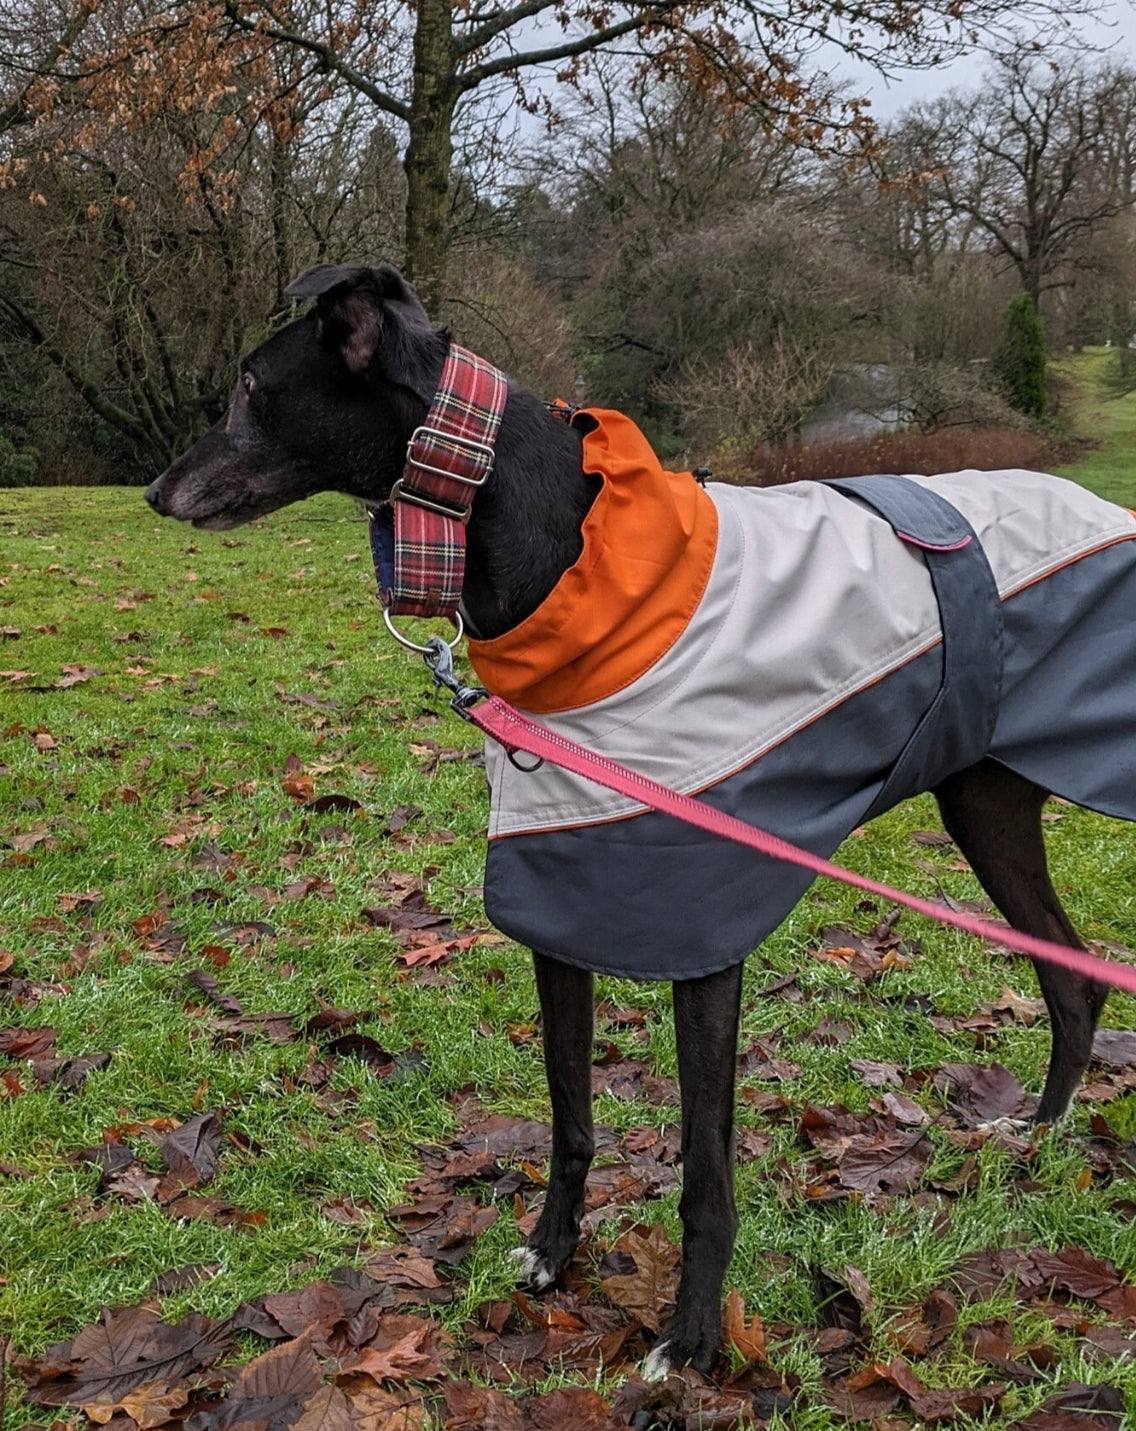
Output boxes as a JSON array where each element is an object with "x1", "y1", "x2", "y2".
[{"x1": 467, "y1": 409, "x2": 718, "y2": 714}]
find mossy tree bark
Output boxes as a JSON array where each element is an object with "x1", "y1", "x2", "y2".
[{"x1": 403, "y1": 0, "x2": 460, "y2": 313}]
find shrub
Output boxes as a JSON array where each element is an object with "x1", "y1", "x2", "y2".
[
  {"x1": 993, "y1": 293, "x2": 1047, "y2": 419},
  {"x1": 442, "y1": 251, "x2": 580, "y2": 400},
  {"x1": 0, "y1": 431, "x2": 38, "y2": 487},
  {"x1": 892, "y1": 361, "x2": 1030, "y2": 433},
  {"x1": 715, "y1": 425, "x2": 1064, "y2": 488},
  {"x1": 653, "y1": 336, "x2": 838, "y2": 448}
]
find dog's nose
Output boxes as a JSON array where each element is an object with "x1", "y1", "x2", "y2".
[{"x1": 144, "y1": 479, "x2": 163, "y2": 512}]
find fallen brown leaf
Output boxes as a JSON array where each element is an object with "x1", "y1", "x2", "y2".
[
  {"x1": 722, "y1": 1286, "x2": 766, "y2": 1364},
  {"x1": 0, "y1": 1025, "x2": 58, "y2": 1059},
  {"x1": 82, "y1": 1381, "x2": 193, "y2": 1427},
  {"x1": 17, "y1": 1306, "x2": 234, "y2": 1407},
  {"x1": 599, "y1": 1224, "x2": 680, "y2": 1332}
]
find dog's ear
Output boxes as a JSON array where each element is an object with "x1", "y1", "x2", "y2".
[
  {"x1": 369, "y1": 265, "x2": 433, "y2": 333},
  {"x1": 285, "y1": 264, "x2": 431, "y2": 375},
  {"x1": 285, "y1": 263, "x2": 371, "y2": 300}
]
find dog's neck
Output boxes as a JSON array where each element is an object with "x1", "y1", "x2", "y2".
[
  {"x1": 376, "y1": 341, "x2": 597, "y2": 641},
  {"x1": 462, "y1": 386, "x2": 598, "y2": 640}
]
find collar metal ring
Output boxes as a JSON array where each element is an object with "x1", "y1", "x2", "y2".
[{"x1": 382, "y1": 605, "x2": 464, "y2": 654}]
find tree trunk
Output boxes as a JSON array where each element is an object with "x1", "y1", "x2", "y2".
[
  {"x1": 269, "y1": 130, "x2": 292, "y2": 317},
  {"x1": 1021, "y1": 251, "x2": 1044, "y2": 309},
  {"x1": 403, "y1": 0, "x2": 457, "y2": 315}
]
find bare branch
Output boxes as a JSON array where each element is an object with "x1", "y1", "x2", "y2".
[
  {"x1": 460, "y1": 9, "x2": 677, "y2": 91},
  {"x1": 0, "y1": 289, "x2": 154, "y2": 446}
]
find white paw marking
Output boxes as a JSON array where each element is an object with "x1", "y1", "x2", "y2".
[
  {"x1": 641, "y1": 1343, "x2": 676, "y2": 1382},
  {"x1": 509, "y1": 1245, "x2": 556, "y2": 1290},
  {"x1": 976, "y1": 1116, "x2": 1031, "y2": 1135}
]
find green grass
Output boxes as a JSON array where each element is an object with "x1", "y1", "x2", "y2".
[
  {"x1": 1052, "y1": 346, "x2": 1136, "y2": 506},
  {"x1": 2, "y1": 486, "x2": 1136, "y2": 1427}
]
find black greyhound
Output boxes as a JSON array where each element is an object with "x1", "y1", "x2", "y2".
[{"x1": 147, "y1": 263, "x2": 1113, "y2": 1377}]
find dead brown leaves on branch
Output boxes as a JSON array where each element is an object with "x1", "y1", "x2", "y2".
[
  {"x1": 10, "y1": 0, "x2": 1068, "y2": 224},
  {"x1": 7, "y1": 1, "x2": 311, "y2": 206}
]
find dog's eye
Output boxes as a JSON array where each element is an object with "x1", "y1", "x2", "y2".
[{"x1": 241, "y1": 371, "x2": 256, "y2": 397}]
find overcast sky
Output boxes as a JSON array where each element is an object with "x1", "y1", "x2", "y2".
[{"x1": 838, "y1": 0, "x2": 1136, "y2": 118}]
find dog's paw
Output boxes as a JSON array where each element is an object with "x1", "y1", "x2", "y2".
[
  {"x1": 976, "y1": 1115, "x2": 1031, "y2": 1135},
  {"x1": 509, "y1": 1244, "x2": 559, "y2": 1292},
  {"x1": 641, "y1": 1341, "x2": 679, "y2": 1382},
  {"x1": 641, "y1": 1325, "x2": 718, "y2": 1380}
]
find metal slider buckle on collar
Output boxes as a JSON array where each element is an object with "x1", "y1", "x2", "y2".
[{"x1": 395, "y1": 424, "x2": 496, "y2": 520}]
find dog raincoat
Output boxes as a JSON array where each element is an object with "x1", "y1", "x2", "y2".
[{"x1": 467, "y1": 409, "x2": 1136, "y2": 980}]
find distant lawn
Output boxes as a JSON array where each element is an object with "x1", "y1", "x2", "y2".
[{"x1": 1051, "y1": 347, "x2": 1136, "y2": 507}]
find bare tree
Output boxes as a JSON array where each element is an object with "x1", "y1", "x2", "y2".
[
  {"x1": 2, "y1": 0, "x2": 1104, "y2": 309},
  {"x1": 923, "y1": 50, "x2": 1136, "y2": 306},
  {"x1": 655, "y1": 332, "x2": 839, "y2": 446},
  {"x1": 832, "y1": 129, "x2": 1011, "y2": 364}
]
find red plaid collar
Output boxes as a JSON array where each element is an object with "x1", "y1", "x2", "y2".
[{"x1": 369, "y1": 343, "x2": 508, "y2": 621}]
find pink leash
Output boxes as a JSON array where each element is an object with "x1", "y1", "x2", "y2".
[{"x1": 461, "y1": 688, "x2": 1136, "y2": 997}]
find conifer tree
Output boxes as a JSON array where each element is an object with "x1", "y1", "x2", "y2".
[{"x1": 994, "y1": 292, "x2": 1047, "y2": 419}]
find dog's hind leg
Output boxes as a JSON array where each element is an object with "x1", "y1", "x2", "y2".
[
  {"x1": 934, "y1": 759, "x2": 1109, "y2": 1125},
  {"x1": 514, "y1": 951, "x2": 596, "y2": 1290},
  {"x1": 644, "y1": 960, "x2": 744, "y2": 1379}
]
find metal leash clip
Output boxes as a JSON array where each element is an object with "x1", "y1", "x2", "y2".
[
  {"x1": 422, "y1": 636, "x2": 489, "y2": 722},
  {"x1": 422, "y1": 637, "x2": 543, "y2": 769}
]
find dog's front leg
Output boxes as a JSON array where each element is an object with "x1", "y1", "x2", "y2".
[
  {"x1": 644, "y1": 961, "x2": 744, "y2": 1379},
  {"x1": 513, "y1": 950, "x2": 595, "y2": 1289}
]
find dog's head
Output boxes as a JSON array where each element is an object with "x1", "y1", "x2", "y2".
[{"x1": 146, "y1": 264, "x2": 446, "y2": 529}]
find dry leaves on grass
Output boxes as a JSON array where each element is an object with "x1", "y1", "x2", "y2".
[
  {"x1": 821, "y1": 1355, "x2": 1008, "y2": 1423},
  {"x1": 181, "y1": 977, "x2": 429, "y2": 1087},
  {"x1": 1018, "y1": 1383, "x2": 1125, "y2": 1429},
  {"x1": 933, "y1": 1061, "x2": 1033, "y2": 1126},
  {"x1": 15, "y1": 1172, "x2": 1136, "y2": 1429},
  {"x1": 796, "y1": 1104, "x2": 934, "y2": 1199},
  {"x1": 951, "y1": 1244, "x2": 1136, "y2": 1320},
  {"x1": 16, "y1": 1305, "x2": 235, "y2": 1409},
  {"x1": 723, "y1": 1287, "x2": 767, "y2": 1365},
  {"x1": 403, "y1": 1109, "x2": 683, "y2": 1242},
  {"x1": 0, "y1": 1021, "x2": 111, "y2": 1093},
  {"x1": 598, "y1": 1224, "x2": 681, "y2": 1333},
  {"x1": 67, "y1": 1111, "x2": 267, "y2": 1227},
  {"x1": 361, "y1": 884, "x2": 499, "y2": 975},
  {"x1": 12, "y1": 873, "x2": 1136, "y2": 1430},
  {"x1": 809, "y1": 916, "x2": 913, "y2": 980}
]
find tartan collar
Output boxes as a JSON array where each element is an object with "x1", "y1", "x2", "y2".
[{"x1": 369, "y1": 343, "x2": 508, "y2": 621}]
